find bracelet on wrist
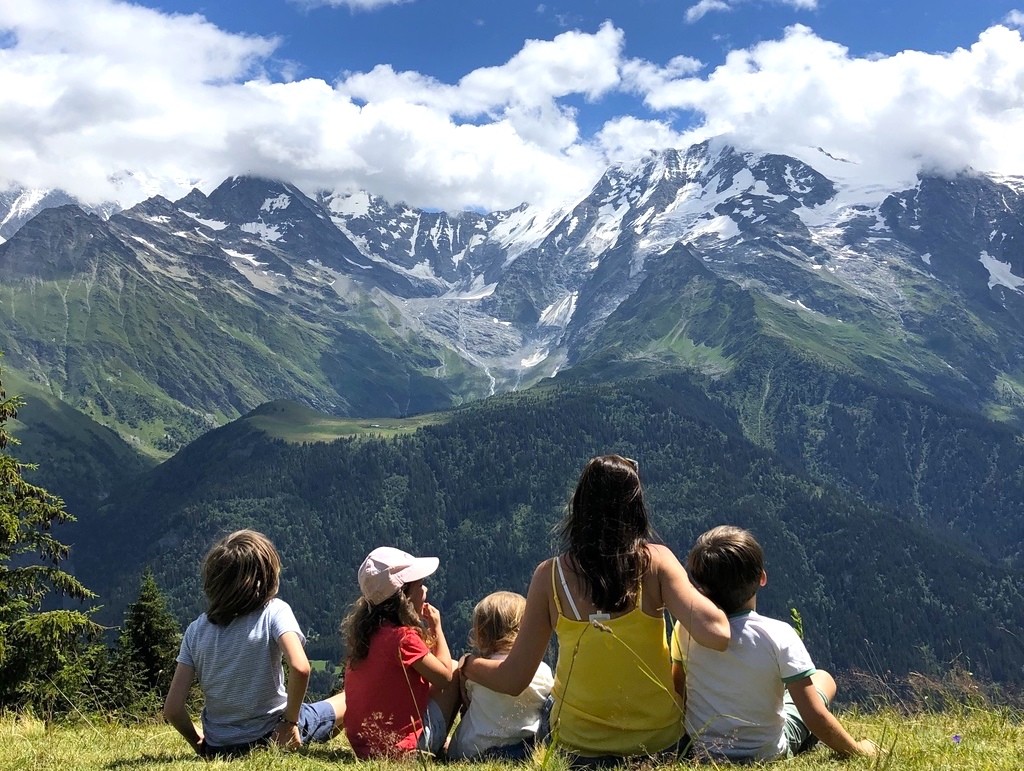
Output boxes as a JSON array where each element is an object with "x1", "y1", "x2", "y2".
[{"x1": 278, "y1": 715, "x2": 298, "y2": 726}]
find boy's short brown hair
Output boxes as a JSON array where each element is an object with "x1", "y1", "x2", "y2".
[{"x1": 687, "y1": 526, "x2": 764, "y2": 614}]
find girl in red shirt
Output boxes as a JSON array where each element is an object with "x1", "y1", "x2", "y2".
[{"x1": 341, "y1": 547, "x2": 460, "y2": 758}]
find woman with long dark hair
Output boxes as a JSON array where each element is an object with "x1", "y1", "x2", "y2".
[{"x1": 462, "y1": 455, "x2": 729, "y2": 762}]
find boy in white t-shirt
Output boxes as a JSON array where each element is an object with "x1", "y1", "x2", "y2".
[{"x1": 671, "y1": 526, "x2": 878, "y2": 762}]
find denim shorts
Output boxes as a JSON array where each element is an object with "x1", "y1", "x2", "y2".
[
  {"x1": 200, "y1": 700, "x2": 337, "y2": 758},
  {"x1": 415, "y1": 699, "x2": 448, "y2": 755},
  {"x1": 298, "y1": 699, "x2": 339, "y2": 744},
  {"x1": 782, "y1": 686, "x2": 830, "y2": 756}
]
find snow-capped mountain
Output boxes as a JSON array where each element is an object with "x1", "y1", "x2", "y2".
[
  {"x1": 2, "y1": 139, "x2": 1023, "y2": 452},
  {"x1": 0, "y1": 187, "x2": 124, "y2": 245}
]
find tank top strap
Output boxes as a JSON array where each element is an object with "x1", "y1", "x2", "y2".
[
  {"x1": 554, "y1": 556, "x2": 583, "y2": 621},
  {"x1": 550, "y1": 557, "x2": 562, "y2": 614}
]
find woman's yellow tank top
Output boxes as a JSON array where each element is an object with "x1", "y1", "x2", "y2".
[{"x1": 549, "y1": 556, "x2": 683, "y2": 757}]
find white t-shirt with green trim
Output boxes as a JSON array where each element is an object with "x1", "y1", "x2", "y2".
[{"x1": 671, "y1": 610, "x2": 815, "y2": 761}]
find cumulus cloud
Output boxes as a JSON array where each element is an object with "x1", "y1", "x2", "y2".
[
  {"x1": 0, "y1": 0, "x2": 611, "y2": 210},
  {"x1": 1, "y1": 0, "x2": 1023, "y2": 214},
  {"x1": 595, "y1": 117, "x2": 689, "y2": 162},
  {"x1": 630, "y1": 23, "x2": 1024, "y2": 183},
  {"x1": 1005, "y1": 10, "x2": 1024, "y2": 28}
]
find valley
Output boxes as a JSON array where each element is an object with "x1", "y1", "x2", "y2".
[{"x1": 3, "y1": 139, "x2": 1024, "y2": 689}]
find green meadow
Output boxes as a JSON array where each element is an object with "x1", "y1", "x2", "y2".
[{"x1": 3, "y1": 706, "x2": 1021, "y2": 771}]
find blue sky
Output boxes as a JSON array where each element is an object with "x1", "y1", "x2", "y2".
[{"x1": 2, "y1": 1, "x2": 1023, "y2": 210}]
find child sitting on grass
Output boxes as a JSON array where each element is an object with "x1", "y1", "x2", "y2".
[
  {"x1": 163, "y1": 530, "x2": 345, "y2": 757},
  {"x1": 341, "y1": 546, "x2": 460, "y2": 758},
  {"x1": 671, "y1": 525, "x2": 879, "y2": 762},
  {"x1": 448, "y1": 591, "x2": 554, "y2": 760}
]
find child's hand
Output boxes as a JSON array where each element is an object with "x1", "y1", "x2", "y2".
[
  {"x1": 421, "y1": 601, "x2": 442, "y2": 631},
  {"x1": 272, "y1": 721, "x2": 302, "y2": 749},
  {"x1": 855, "y1": 738, "x2": 880, "y2": 757}
]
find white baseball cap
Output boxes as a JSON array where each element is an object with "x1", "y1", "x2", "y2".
[{"x1": 358, "y1": 546, "x2": 439, "y2": 605}]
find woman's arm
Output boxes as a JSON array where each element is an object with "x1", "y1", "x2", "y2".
[
  {"x1": 162, "y1": 663, "x2": 203, "y2": 753},
  {"x1": 654, "y1": 545, "x2": 730, "y2": 651},
  {"x1": 463, "y1": 561, "x2": 553, "y2": 695},
  {"x1": 670, "y1": 621, "x2": 688, "y2": 704}
]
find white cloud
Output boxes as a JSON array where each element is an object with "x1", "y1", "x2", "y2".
[
  {"x1": 297, "y1": 0, "x2": 410, "y2": 10},
  {"x1": 686, "y1": 0, "x2": 731, "y2": 24},
  {"x1": 0, "y1": 0, "x2": 613, "y2": 211},
  {"x1": 686, "y1": 0, "x2": 817, "y2": 24},
  {"x1": 338, "y1": 22, "x2": 623, "y2": 120},
  {"x1": 1, "y1": 0, "x2": 1023, "y2": 216},
  {"x1": 629, "y1": 23, "x2": 1024, "y2": 184},
  {"x1": 595, "y1": 117, "x2": 689, "y2": 162},
  {"x1": 1005, "y1": 10, "x2": 1024, "y2": 28}
]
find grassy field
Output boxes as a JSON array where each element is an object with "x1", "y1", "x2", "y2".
[
  {"x1": 245, "y1": 399, "x2": 449, "y2": 443},
  {"x1": 2, "y1": 707, "x2": 1021, "y2": 771}
]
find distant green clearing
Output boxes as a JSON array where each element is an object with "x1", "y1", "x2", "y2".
[{"x1": 245, "y1": 400, "x2": 449, "y2": 443}]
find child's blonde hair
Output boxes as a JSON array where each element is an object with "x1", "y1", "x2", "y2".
[
  {"x1": 469, "y1": 591, "x2": 526, "y2": 657},
  {"x1": 202, "y1": 529, "x2": 281, "y2": 626}
]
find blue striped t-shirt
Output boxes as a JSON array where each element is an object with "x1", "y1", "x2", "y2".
[{"x1": 177, "y1": 598, "x2": 306, "y2": 747}]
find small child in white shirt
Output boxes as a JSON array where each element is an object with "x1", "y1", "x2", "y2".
[{"x1": 449, "y1": 591, "x2": 553, "y2": 760}]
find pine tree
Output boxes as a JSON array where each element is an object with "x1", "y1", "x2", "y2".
[
  {"x1": 0, "y1": 352, "x2": 100, "y2": 713},
  {"x1": 116, "y1": 568, "x2": 182, "y2": 708}
]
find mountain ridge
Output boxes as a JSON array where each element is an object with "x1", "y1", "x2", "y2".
[{"x1": 2, "y1": 139, "x2": 1023, "y2": 453}]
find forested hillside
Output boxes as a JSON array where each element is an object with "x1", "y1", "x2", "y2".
[{"x1": 69, "y1": 360, "x2": 1024, "y2": 686}]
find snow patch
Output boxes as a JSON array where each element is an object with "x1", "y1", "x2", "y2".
[
  {"x1": 240, "y1": 222, "x2": 283, "y2": 242},
  {"x1": 261, "y1": 194, "x2": 291, "y2": 212},
  {"x1": 222, "y1": 247, "x2": 263, "y2": 265},
  {"x1": 921, "y1": 252, "x2": 932, "y2": 265},
  {"x1": 180, "y1": 210, "x2": 227, "y2": 230},
  {"x1": 327, "y1": 191, "x2": 372, "y2": 218},
  {"x1": 130, "y1": 235, "x2": 158, "y2": 251},
  {"x1": 538, "y1": 291, "x2": 578, "y2": 328},
  {"x1": 443, "y1": 274, "x2": 496, "y2": 300},
  {"x1": 687, "y1": 215, "x2": 740, "y2": 241},
  {"x1": 1, "y1": 189, "x2": 47, "y2": 228},
  {"x1": 407, "y1": 258, "x2": 438, "y2": 281},
  {"x1": 520, "y1": 349, "x2": 548, "y2": 368},
  {"x1": 979, "y1": 251, "x2": 1024, "y2": 292},
  {"x1": 491, "y1": 204, "x2": 565, "y2": 264}
]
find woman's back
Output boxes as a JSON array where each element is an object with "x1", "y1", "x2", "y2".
[
  {"x1": 460, "y1": 455, "x2": 729, "y2": 760},
  {"x1": 547, "y1": 551, "x2": 682, "y2": 757}
]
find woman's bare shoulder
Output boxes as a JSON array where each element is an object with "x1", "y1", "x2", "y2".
[{"x1": 647, "y1": 542, "x2": 681, "y2": 565}]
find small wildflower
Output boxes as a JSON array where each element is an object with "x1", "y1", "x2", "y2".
[{"x1": 951, "y1": 734, "x2": 962, "y2": 745}]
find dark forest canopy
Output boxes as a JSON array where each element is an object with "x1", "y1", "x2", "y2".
[{"x1": 64, "y1": 353, "x2": 1024, "y2": 687}]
